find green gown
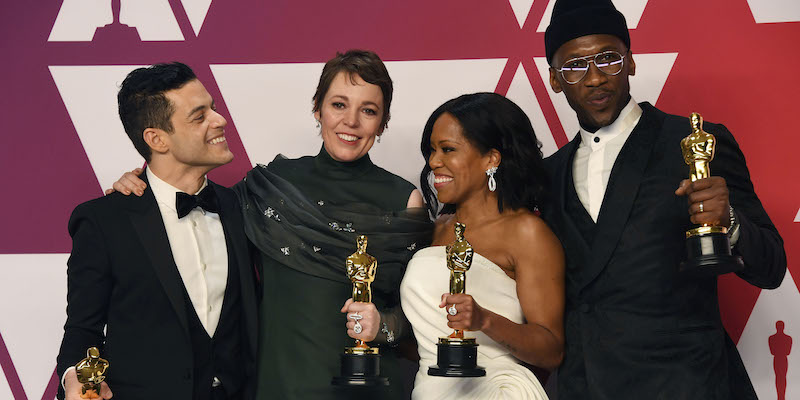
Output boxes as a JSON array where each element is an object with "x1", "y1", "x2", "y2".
[{"x1": 234, "y1": 146, "x2": 432, "y2": 400}]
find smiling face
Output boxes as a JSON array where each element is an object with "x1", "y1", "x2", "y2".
[
  {"x1": 314, "y1": 71, "x2": 384, "y2": 162},
  {"x1": 428, "y1": 113, "x2": 497, "y2": 205},
  {"x1": 549, "y1": 34, "x2": 635, "y2": 131},
  {"x1": 159, "y1": 79, "x2": 232, "y2": 170}
]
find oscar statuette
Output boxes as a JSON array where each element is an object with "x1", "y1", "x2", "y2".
[
  {"x1": 428, "y1": 222, "x2": 486, "y2": 377},
  {"x1": 74, "y1": 347, "x2": 109, "y2": 399},
  {"x1": 332, "y1": 235, "x2": 389, "y2": 386},
  {"x1": 679, "y1": 112, "x2": 744, "y2": 276}
]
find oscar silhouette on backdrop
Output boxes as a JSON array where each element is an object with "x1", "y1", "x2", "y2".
[
  {"x1": 93, "y1": 0, "x2": 140, "y2": 42},
  {"x1": 769, "y1": 320, "x2": 792, "y2": 400}
]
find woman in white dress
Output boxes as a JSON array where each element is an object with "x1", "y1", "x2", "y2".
[{"x1": 401, "y1": 93, "x2": 565, "y2": 399}]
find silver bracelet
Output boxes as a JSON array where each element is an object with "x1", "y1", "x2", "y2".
[
  {"x1": 381, "y1": 322, "x2": 395, "y2": 344},
  {"x1": 728, "y1": 206, "x2": 740, "y2": 241}
]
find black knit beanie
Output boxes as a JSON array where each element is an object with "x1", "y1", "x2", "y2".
[{"x1": 544, "y1": 0, "x2": 630, "y2": 65}]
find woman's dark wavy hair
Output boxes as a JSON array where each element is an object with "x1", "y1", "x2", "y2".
[{"x1": 420, "y1": 92, "x2": 548, "y2": 217}]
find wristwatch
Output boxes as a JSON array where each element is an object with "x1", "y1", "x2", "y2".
[{"x1": 727, "y1": 206, "x2": 740, "y2": 246}]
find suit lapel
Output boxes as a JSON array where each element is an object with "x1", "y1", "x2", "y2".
[
  {"x1": 212, "y1": 181, "x2": 258, "y2": 357},
  {"x1": 128, "y1": 173, "x2": 190, "y2": 335},
  {"x1": 552, "y1": 136, "x2": 593, "y2": 257},
  {"x1": 580, "y1": 105, "x2": 661, "y2": 289}
]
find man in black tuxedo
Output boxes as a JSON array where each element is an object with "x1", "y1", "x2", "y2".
[
  {"x1": 56, "y1": 62, "x2": 258, "y2": 399},
  {"x1": 541, "y1": 0, "x2": 786, "y2": 399}
]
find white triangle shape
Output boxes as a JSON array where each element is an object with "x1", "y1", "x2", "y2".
[
  {"x1": 508, "y1": 0, "x2": 536, "y2": 28},
  {"x1": 119, "y1": 0, "x2": 184, "y2": 41},
  {"x1": 794, "y1": 208, "x2": 799, "y2": 222},
  {"x1": 505, "y1": 63, "x2": 559, "y2": 157},
  {"x1": 533, "y1": 52, "x2": 677, "y2": 140},
  {"x1": 48, "y1": 0, "x2": 112, "y2": 42},
  {"x1": 180, "y1": 0, "x2": 214, "y2": 36},
  {"x1": 211, "y1": 59, "x2": 508, "y2": 186},
  {"x1": 746, "y1": 0, "x2": 800, "y2": 24},
  {"x1": 50, "y1": 65, "x2": 148, "y2": 193},
  {"x1": 737, "y1": 270, "x2": 800, "y2": 399},
  {"x1": 537, "y1": 0, "x2": 650, "y2": 32},
  {"x1": 0, "y1": 254, "x2": 69, "y2": 399}
]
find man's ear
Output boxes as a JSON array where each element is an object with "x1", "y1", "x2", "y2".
[
  {"x1": 143, "y1": 128, "x2": 169, "y2": 155},
  {"x1": 549, "y1": 67, "x2": 563, "y2": 93},
  {"x1": 627, "y1": 52, "x2": 636, "y2": 76}
]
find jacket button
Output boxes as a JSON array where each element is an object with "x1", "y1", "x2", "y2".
[{"x1": 579, "y1": 303, "x2": 591, "y2": 313}]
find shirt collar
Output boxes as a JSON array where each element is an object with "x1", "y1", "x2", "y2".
[
  {"x1": 578, "y1": 97, "x2": 642, "y2": 148},
  {"x1": 146, "y1": 168, "x2": 208, "y2": 213}
]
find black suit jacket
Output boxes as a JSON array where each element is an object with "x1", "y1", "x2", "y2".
[
  {"x1": 543, "y1": 103, "x2": 786, "y2": 400},
  {"x1": 56, "y1": 173, "x2": 258, "y2": 399}
]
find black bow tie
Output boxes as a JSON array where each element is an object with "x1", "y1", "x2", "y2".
[{"x1": 176, "y1": 185, "x2": 219, "y2": 218}]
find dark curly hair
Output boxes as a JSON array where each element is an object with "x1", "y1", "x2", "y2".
[
  {"x1": 420, "y1": 92, "x2": 548, "y2": 216},
  {"x1": 117, "y1": 62, "x2": 197, "y2": 162}
]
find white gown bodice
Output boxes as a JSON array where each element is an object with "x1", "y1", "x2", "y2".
[{"x1": 400, "y1": 246, "x2": 549, "y2": 400}]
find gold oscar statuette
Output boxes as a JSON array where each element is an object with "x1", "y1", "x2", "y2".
[
  {"x1": 681, "y1": 112, "x2": 726, "y2": 237},
  {"x1": 75, "y1": 347, "x2": 108, "y2": 399},
  {"x1": 344, "y1": 234, "x2": 379, "y2": 355},
  {"x1": 444, "y1": 222, "x2": 474, "y2": 340},
  {"x1": 332, "y1": 234, "x2": 389, "y2": 386},
  {"x1": 679, "y1": 112, "x2": 743, "y2": 275},
  {"x1": 428, "y1": 222, "x2": 485, "y2": 377}
]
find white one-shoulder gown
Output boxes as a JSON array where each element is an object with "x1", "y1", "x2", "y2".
[{"x1": 400, "y1": 246, "x2": 549, "y2": 400}]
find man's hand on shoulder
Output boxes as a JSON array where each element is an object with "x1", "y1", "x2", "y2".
[{"x1": 675, "y1": 176, "x2": 730, "y2": 227}]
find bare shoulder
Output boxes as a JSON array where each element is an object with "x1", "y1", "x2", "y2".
[{"x1": 503, "y1": 210, "x2": 564, "y2": 269}]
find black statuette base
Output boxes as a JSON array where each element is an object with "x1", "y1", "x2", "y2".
[
  {"x1": 680, "y1": 231, "x2": 744, "y2": 277},
  {"x1": 332, "y1": 353, "x2": 389, "y2": 386},
  {"x1": 428, "y1": 341, "x2": 486, "y2": 377}
]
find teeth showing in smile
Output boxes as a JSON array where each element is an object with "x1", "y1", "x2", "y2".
[
  {"x1": 209, "y1": 137, "x2": 226, "y2": 144},
  {"x1": 434, "y1": 176, "x2": 453, "y2": 184},
  {"x1": 337, "y1": 133, "x2": 358, "y2": 142}
]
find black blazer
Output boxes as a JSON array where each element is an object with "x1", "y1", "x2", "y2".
[
  {"x1": 543, "y1": 103, "x2": 786, "y2": 400},
  {"x1": 56, "y1": 173, "x2": 258, "y2": 399}
]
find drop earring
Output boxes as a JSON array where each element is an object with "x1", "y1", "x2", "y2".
[
  {"x1": 486, "y1": 167, "x2": 498, "y2": 192},
  {"x1": 315, "y1": 120, "x2": 320, "y2": 128}
]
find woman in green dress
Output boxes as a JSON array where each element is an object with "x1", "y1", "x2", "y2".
[
  {"x1": 236, "y1": 50, "x2": 431, "y2": 399},
  {"x1": 111, "y1": 50, "x2": 432, "y2": 399}
]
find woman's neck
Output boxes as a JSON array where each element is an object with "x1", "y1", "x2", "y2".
[{"x1": 453, "y1": 191, "x2": 502, "y2": 227}]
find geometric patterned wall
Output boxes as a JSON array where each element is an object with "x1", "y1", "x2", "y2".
[{"x1": 1, "y1": 0, "x2": 798, "y2": 398}]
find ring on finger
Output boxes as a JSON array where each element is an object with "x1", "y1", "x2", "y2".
[
  {"x1": 448, "y1": 304, "x2": 457, "y2": 316},
  {"x1": 349, "y1": 312, "x2": 363, "y2": 321},
  {"x1": 699, "y1": 201, "x2": 704, "y2": 213},
  {"x1": 354, "y1": 319, "x2": 363, "y2": 334}
]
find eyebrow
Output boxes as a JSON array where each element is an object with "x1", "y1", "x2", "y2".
[
  {"x1": 563, "y1": 46, "x2": 621, "y2": 62},
  {"x1": 186, "y1": 100, "x2": 215, "y2": 119},
  {"x1": 433, "y1": 138, "x2": 462, "y2": 146},
  {"x1": 330, "y1": 95, "x2": 382, "y2": 109}
]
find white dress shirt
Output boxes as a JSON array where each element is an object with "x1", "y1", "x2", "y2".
[
  {"x1": 572, "y1": 98, "x2": 643, "y2": 221},
  {"x1": 147, "y1": 168, "x2": 229, "y2": 336}
]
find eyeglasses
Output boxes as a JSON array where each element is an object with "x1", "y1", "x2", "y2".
[{"x1": 556, "y1": 51, "x2": 626, "y2": 85}]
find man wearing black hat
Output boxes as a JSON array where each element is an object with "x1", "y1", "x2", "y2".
[{"x1": 541, "y1": 0, "x2": 786, "y2": 398}]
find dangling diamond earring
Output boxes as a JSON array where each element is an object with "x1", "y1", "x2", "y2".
[
  {"x1": 315, "y1": 120, "x2": 320, "y2": 128},
  {"x1": 486, "y1": 167, "x2": 498, "y2": 192},
  {"x1": 377, "y1": 135, "x2": 382, "y2": 143}
]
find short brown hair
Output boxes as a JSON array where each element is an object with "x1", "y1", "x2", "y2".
[{"x1": 312, "y1": 49, "x2": 393, "y2": 130}]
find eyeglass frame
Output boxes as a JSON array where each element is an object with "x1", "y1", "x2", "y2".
[{"x1": 555, "y1": 50, "x2": 627, "y2": 85}]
